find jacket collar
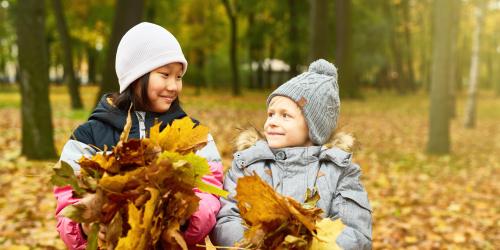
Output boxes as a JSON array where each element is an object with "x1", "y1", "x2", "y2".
[
  {"x1": 88, "y1": 94, "x2": 190, "y2": 134},
  {"x1": 234, "y1": 140, "x2": 274, "y2": 168},
  {"x1": 319, "y1": 147, "x2": 352, "y2": 167},
  {"x1": 234, "y1": 128, "x2": 354, "y2": 168}
]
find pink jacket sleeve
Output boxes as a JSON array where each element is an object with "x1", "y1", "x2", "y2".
[
  {"x1": 183, "y1": 161, "x2": 224, "y2": 246},
  {"x1": 54, "y1": 186, "x2": 87, "y2": 250}
]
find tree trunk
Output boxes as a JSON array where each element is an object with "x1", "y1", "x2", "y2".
[
  {"x1": 427, "y1": 0, "x2": 455, "y2": 155},
  {"x1": 448, "y1": 0, "x2": 461, "y2": 118},
  {"x1": 401, "y1": 0, "x2": 416, "y2": 92},
  {"x1": 221, "y1": 0, "x2": 240, "y2": 96},
  {"x1": 464, "y1": 4, "x2": 485, "y2": 128},
  {"x1": 496, "y1": 60, "x2": 500, "y2": 96},
  {"x1": 335, "y1": 0, "x2": 360, "y2": 98},
  {"x1": 309, "y1": 0, "x2": 329, "y2": 61},
  {"x1": 15, "y1": 0, "x2": 57, "y2": 159},
  {"x1": 247, "y1": 13, "x2": 255, "y2": 89},
  {"x1": 288, "y1": 0, "x2": 300, "y2": 78},
  {"x1": 0, "y1": 57, "x2": 5, "y2": 83},
  {"x1": 266, "y1": 43, "x2": 275, "y2": 89},
  {"x1": 96, "y1": 0, "x2": 144, "y2": 103},
  {"x1": 486, "y1": 47, "x2": 493, "y2": 89},
  {"x1": 246, "y1": 12, "x2": 265, "y2": 90},
  {"x1": 87, "y1": 46, "x2": 97, "y2": 84},
  {"x1": 52, "y1": 0, "x2": 83, "y2": 109},
  {"x1": 418, "y1": 3, "x2": 431, "y2": 91},
  {"x1": 385, "y1": 0, "x2": 405, "y2": 94},
  {"x1": 145, "y1": 0, "x2": 156, "y2": 22},
  {"x1": 194, "y1": 48, "x2": 205, "y2": 96},
  {"x1": 494, "y1": 24, "x2": 500, "y2": 97},
  {"x1": 256, "y1": 60, "x2": 264, "y2": 89}
]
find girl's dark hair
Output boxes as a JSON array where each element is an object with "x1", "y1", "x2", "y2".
[
  {"x1": 110, "y1": 72, "x2": 181, "y2": 112},
  {"x1": 111, "y1": 73, "x2": 150, "y2": 111}
]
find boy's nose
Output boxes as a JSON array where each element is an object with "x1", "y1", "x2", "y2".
[{"x1": 267, "y1": 117, "x2": 278, "y2": 127}]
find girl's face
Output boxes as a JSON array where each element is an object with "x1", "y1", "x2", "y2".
[
  {"x1": 142, "y1": 63, "x2": 183, "y2": 113},
  {"x1": 264, "y1": 96, "x2": 312, "y2": 148}
]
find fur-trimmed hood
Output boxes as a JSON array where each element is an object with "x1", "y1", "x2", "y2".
[
  {"x1": 235, "y1": 127, "x2": 355, "y2": 152},
  {"x1": 232, "y1": 127, "x2": 356, "y2": 169}
]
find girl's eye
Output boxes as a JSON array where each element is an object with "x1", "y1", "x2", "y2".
[
  {"x1": 177, "y1": 76, "x2": 182, "y2": 80},
  {"x1": 161, "y1": 73, "x2": 169, "y2": 78},
  {"x1": 268, "y1": 112, "x2": 274, "y2": 117},
  {"x1": 282, "y1": 113, "x2": 289, "y2": 118}
]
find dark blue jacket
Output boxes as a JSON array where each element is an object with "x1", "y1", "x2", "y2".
[{"x1": 71, "y1": 94, "x2": 190, "y2": 150}]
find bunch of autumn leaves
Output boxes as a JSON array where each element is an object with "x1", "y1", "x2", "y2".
[{"x1": 52, "y1": 113, "x2": 344, "y2": 250}]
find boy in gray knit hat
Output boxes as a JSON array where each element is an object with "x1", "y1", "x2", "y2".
[{"x1": 214, "y1": 59, "x2": 372, "y2": 249}]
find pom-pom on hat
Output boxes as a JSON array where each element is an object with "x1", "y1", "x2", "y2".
[
  {"x1": 267, "y1": 59, "x2": 340, "y2": 145},
  {"x1": 115, "y1": 22, "x2": 188, "y2": 93}
]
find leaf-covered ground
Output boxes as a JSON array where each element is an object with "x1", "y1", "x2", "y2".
[{"x1": 0, "y1": 86, "x2": 498, "y2": 249}]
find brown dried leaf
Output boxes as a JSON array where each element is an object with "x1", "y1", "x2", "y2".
[{"x1": 235, "y1": 175, "x2": 322, "y2": 249}]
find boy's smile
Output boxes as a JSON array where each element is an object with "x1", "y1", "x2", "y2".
[{"x1": 264, "y1": 96, "x2": 313, "y2": 148}]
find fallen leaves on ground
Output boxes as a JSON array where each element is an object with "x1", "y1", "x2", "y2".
[{"x1": 0, "y1": 87, "x2": 499, "y2": 249}]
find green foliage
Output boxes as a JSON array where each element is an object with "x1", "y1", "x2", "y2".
[
  {"x1": 1, "y1": 0, "x2": 499, "y2": 92},
  {"x1": 86, "y1": 223, "x2": 100, "y2": 250},
  {"x1": 50, "y1": 161, "x2": 86, "y2": 196}
]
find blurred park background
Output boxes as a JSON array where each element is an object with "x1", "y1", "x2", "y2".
[{"x1": 0, "y1": 0, "x2": 499, "y2": 249}]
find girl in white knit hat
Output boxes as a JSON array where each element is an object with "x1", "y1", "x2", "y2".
[
  {"x1": 54, "y1": 22, "x2": 224, "y2": 249},
  {"x1": 214, "y1": 59, "x2": 372, "y2": 249}
]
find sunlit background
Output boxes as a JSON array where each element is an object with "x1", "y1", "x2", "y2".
[{"x1": 0, "y1": 0, "x2": 499, "y2": 249}]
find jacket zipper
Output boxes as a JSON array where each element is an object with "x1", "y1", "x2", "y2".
[{"x1": 135, "y1": 111, "x2": 146, "y2": 139}]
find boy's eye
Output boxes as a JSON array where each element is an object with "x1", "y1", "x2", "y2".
[
  {"x1": 176, "y1": 76, "x2": 182, "y2": 80},
  {"x1": 268, "y1": 112, "x2": 274, "y2": 117},
  {"x1": 282, "y1": 113, "x2": 289, "y2": 118}
]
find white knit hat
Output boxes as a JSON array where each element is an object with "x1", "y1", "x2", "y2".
[{"x1": 115, "y1": 22, "x2": 188, "y2": 93}]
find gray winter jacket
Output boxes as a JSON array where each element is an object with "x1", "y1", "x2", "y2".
[{"x1": 213, "y1": 130, "x2": 372, "y2": 249}]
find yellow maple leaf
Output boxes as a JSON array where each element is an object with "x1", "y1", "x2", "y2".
[
  {"x1": 235, "y1": 175, "x2": 290, "y2": 225},
  {"x1": 310, "y1": 218, "x2": 345, "y2": 250},
  {"x1": 119, "y1": 106, "x2": 133, "y2": 143},
  {"x1": 91, "y1": 152, "x2": 119, "y2": 173},
  {"x1": 203, "y1": 236, "x2": 217, "y2": 250},
  {"x1": 148, "y1": 121, "x2": 162, "y2": 142},
  {"x1": 115, "y1": 187, "x2": 160, "y2": 250},
  {"x1": 98, "y1": 167, "x2": 145, "y2": 193},
  {"x1": 157, "y1": 117, "x2": 209, "y2": 153}
]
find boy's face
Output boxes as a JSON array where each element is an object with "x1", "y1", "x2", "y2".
[{"x1": 264, "y1": 96, "x2": 312, "y2": 148}]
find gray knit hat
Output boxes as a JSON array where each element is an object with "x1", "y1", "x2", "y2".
[{"x1": 267, "y1": 59, "x2": 340, "y2": 145}]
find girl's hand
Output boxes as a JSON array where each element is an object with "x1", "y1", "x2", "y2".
[
  {"x1": 97, "y1": 224, "x2": 107, "y2": 242},
  {"x1": 74, "y1": 190, "x2": 104, "y2": 222}
]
